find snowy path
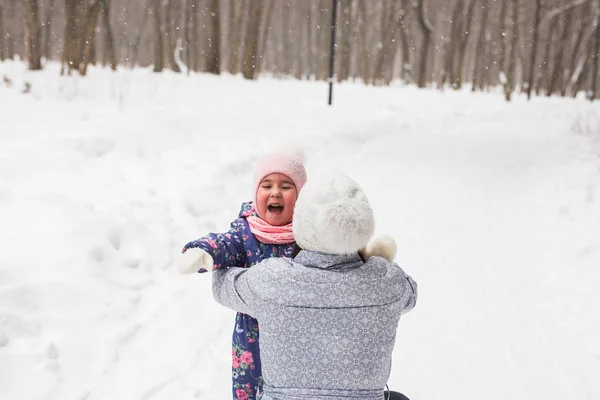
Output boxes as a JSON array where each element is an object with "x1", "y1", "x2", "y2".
[{"x1": 1, "y1": 62, "x2": 599, "y2": 399}]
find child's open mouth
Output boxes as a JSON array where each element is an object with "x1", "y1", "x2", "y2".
[{"x1": 267, "y1": 204, "x2": 284, "y2": 216}]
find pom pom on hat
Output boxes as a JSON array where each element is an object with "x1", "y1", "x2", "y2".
[{"x1": 292, "y1": 170, "x2": 374, "y2": 255}]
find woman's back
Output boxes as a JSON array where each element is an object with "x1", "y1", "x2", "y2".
[{"x1": 229, "y1": 250, "x2": 417, "y2": 400}]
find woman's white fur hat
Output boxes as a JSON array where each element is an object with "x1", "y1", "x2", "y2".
[{"x1": 293, "y1": 171, "x2": 375, "y2": 255}]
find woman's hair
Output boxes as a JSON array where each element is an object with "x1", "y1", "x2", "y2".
[
  {"x1": 291, "y1": 243, "x2": 366, "y2": 262},
  {"x1": 291, "y1": 243, "x2": 302, "y2": 258}
]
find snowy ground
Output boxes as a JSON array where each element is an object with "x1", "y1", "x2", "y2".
[{"x1": 1, "y1": 61, "x2": 599, "y2": 400}]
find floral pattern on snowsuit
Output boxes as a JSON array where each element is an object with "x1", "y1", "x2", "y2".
[{"x1": 182, "y1": 202, "x2": 294, "y2": 400}]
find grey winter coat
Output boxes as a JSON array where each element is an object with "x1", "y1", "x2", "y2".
[{"x1": 212, "y1": 250, "x2": 418, "y2": 400}]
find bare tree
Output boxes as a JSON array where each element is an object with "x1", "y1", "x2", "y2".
[
  {"x1": 79, "y1": 0, "x2": 103, "y2": 76},
  {"x1": 416, "y1": 0, "x2": 434, "y2": 88},
  {"x1": 6, "y1": 0, "x2": 15, "y2": 59},
  {"x1": 541, "y1": 15, "x2": 558, "y2": 95},
  {"x1": 42, "y1": 0, "x2": 54, "y2": 60},
  {"x1": 61, "y1": 0, "x2": 82, "y2": 74},
  {"x1": 164, "y1": 0, "x2": 180, "y2": 72},
  {"x1": 101, "y1": 0, "x2": 117, "y2": 70},
  {"x1": 0, "y1": 5, "x2": 4, "y2": 61},
  {"x1": 317, "y1": 0, "x2": 331, "y2": 81},
  {"x1": 256, "y1": 0, "x2": 274, "y2": 75},
  {"x1": 591, "y1": 0, "x2": 600, "y2": 99},
  {"x1": 24, "y1": 0, "x2": 42, "y2": 70},
  {"x1": 241, "y1": 0, "x2": 262, "y2": 79},
  {"x1": 527, "y1": 0, "x2": 542, "y2": 99},
  {"x1": 440, "y1": 0, "x2": 464, "y2": 88},
  {"x1": 356, "y1": 0, "x2": 371, "y2": 83},
  {"x1": 227, "y1": 0, "x2": 244, "y2": 74},
  {"x1": 190, "y1": 0, "x2": 200, "y2": 72},
  {"x1": 472, "y1": 0, "x2": 490, "y2": 91},
  {"x1": 504, "y1": 0, "x2": 519, "y2": 101},
  {"x1": 498, "y1": 0, "x2": 508, "y2": 89},
  {"x1": 548, "y1": 8, "x2": 572, "y2": 96},
  {"x1": 204, "y1": 0, "x2": 221, "y2": 74},
  {"x1": 337, "y1": 0, "x2": 353, "y2": 82},
  {"x1": 131, "y1": 4, "x2": 151, "y2": 67},
  {"x1": 151, "y1": 0, "x2": 164, "y2": 72},
  {"x1": 373, "y1": 0, "x2": 403, "y2": 85},
  {"x1": 1, "y1": 0, "x2": 596, "y2": 101},
  {"x1": 565, "y1": 2, "x2": 593, "y2": 96},
  {"x1": 456, "y1": 0, "x2": 475, "y2": 89},
  {"x1": 399, "y1": 4, "x2": 412, "y2": 83}
]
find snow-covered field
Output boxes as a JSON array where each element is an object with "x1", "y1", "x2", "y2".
[{"x1": 1, "y1": 61, "x2": 599, "y2": 400}]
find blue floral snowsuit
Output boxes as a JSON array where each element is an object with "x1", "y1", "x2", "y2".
[{"x1": 182, "y1": 202, "x2": 294, "y2": 400}]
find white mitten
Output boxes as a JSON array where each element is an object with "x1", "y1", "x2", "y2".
[
  {"x1": 177, "y1": 248, "x2": 215, "y2": 274},
  {"x1": 360, "y1": 234, "x2": 397, "y2": 262}
]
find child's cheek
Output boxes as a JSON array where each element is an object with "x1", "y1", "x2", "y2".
[{"x1": 286, "y1": 193, "x2": 297, "y2": 211}]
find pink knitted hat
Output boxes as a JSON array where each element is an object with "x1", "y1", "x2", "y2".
[{"x1": 253, "y1": 151, "x2": 307, "y2": 213}]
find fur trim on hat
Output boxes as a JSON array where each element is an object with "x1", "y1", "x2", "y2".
[{"x1": 293, "y1": 171, "x2": 374, "y2": 255}]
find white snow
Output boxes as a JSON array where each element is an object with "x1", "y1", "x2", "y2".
[{"x1": 1, "y1": 60, "x2": 599, "y2": 400}]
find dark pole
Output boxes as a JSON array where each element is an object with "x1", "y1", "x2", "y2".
[{"x1": 328, "y1": 0, "x2": 339, "y2": 106}]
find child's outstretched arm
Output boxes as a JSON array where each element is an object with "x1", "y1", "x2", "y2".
[{"x1": 178, "y1": 219, "x2": 247, "y2": 274}]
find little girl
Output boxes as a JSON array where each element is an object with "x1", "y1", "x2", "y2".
[{"x1": 178, "y1": 151, "x2": 307, "y2": 400}]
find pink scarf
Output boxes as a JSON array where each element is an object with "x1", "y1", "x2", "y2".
[{"x1": 246, "y1": 215, "x2": 295, "y2": 244}]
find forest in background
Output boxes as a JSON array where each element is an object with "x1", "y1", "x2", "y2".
[{"x1": 1, "y1": 0, "x2": 600, "y2": 101}]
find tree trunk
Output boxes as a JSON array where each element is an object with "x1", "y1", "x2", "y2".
[
  {"x1": 356, "y1": 0, "x2": 371, "y2": 83},
  {"x1": 317, "y1": 0, "x2": 331, "y2": 81},
  {"x1": 43, "y1": 0, "x2": 55, "y2": 60},
  {"x1": 306, "y1": 2, "x2": 314, "y2": 78},
  {"x1": 7, "y1": 0, "x2": 15, "y2": 59},
  {"x1": 227, "y1": 0, "x2": 243, "y2": 74},
  {"x1": 62, "y1": 0, "x2": 85, "y2": 74},
  {"x1": 281, "y1": 1, "x2": 293, "y2": 75},
  {"x1": 499, "y1": 0, "x2": 507, "y2": 86},
  {"x1": 416, "y1": 0, "x2": 434, "y2": 88},
  {"x1": 472, "y1": 0, "x2": 490, "y2": 92},
  {"x1": 0, "y1": 6, "x2": 4, "y2": 61},
  {"x1": 373, "y1": 0, "x2": 402, "y2": 85},
  {"x1": 294, "y1": 2, "x2": 306, "y2": 79},
  {"x1": 256, "y1": 0, "x2": 274, "y2": 75},
  {"x1": 457, "y1": 0, "x2": 476, "y2": 89},
  {"x1": 184, "y1": 0, "x2": 191, "y2": 73},
  {"x1": 101, "y1": 0, "x2": 117, "y2": 70},
  {"x1": 152, "y1": 0, "x2": 164, "y2": 72},
  {"x1": 241, "y1": 0, "x2": 263, "y2": 80},
  {"x1": 131, "y1": 3, "x2": 151, "y2": 67},
  {"x1": 526, "y1": 0, "x2": 541, "y2": 99},
  {"x1": 548, "y1": 10, "x2": 572, "y2": 96},
  {"x1": 574, "y1": 48, "x2": 592, "y2": 96},
  {"x1": 24, "y1": 0, "x2": 43, "y2": 70},
  {"x1": 164, "y1": 0, "x2": 180, "y2": 72},
  {"x1": 442, "y1": 0, "x2": 464, "y2": 88},
  {"x1": 590, "y1": 3, "x2": 600, "y2": 100},
  {"x1": 203, "y1": 0, "x2": 221, "y2": 74},
  {"x1": 399, "y1": 8, "x2": 412, "y2": 83},
  {"x1": 190, "y1": 0, "x2": 200, "y2": 72},
  {"x1": 504, "y1": 0, "x2": 518, "y2": 101},
  {"x1": 542, "y1": 17, "x2": 558, "y2": 95},
  {"x1": 565, "y1": 3, "x2": 592, "y2": 96},
  {"x1": 337, "y1": 0, "x2": 353, "y2": 82},
  {"x1": 79, "y1": 0, "x2": 103, "y2": 76}
]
